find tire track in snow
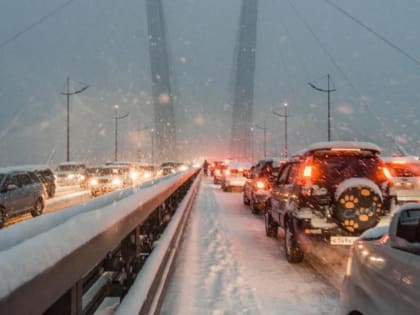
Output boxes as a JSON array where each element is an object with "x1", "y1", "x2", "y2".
[{"x1": 161, "y1": 181, "x2": 261, "y2": 315}]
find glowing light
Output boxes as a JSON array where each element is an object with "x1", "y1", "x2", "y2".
[
  {"x1": 89, "y1": 178, "x2": 98, "y2": 186},
  {"x1": 256, "y1": 181, "x2": 265, "y2": 189},
  {"x1": 303, "y1": 165, "x2": 312, "y2": 178},
  {"x1": 112, "y1": 178, "x2": 122, "y2": 186}
]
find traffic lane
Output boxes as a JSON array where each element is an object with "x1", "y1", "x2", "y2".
[{"x1": 162, "y1": 179, "x2": 339, "y2": 315}]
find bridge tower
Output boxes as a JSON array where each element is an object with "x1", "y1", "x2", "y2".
[
  {"x1": 145, "y1": 0, "x2": 176, "y2": 163},
  {"x1": 230, "y1": 0, "x2": 258, "y2": 161}
]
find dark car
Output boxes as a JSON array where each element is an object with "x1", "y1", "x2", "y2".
[
  {"x1": 265, "y1": 141, "x2": 393, "y2": 263},
  {"x1": 0, "y1": 169, "x2": 46, "y2": 228},
  {"x1": 243, "y1": 157, "x2": 284, "y2": 214}
]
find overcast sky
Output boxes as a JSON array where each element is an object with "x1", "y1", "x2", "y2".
[{"x1": 0, "y1": 0, "x2": 419, "y2": 166}]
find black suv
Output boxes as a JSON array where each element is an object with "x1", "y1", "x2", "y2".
[{"x1": 265, "y1": 142, "x2": 392, "y2": 263}]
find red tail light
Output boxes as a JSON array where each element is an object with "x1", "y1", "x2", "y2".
[
  {"x1": 225, "y1": 169, "x2": 231, "y2": 176},
  {"x1": 303, "y1": 165, "x2": 312, "y2": 178},
  {"x1": 383, "y1": 166, "x2": 392, "y2": 180},
  {"x1": 215, "y1": 169, "x2": 221, "y2": 176},
  {"x1": 256, "y1": 181, "x2": 265, "y2": 189}
]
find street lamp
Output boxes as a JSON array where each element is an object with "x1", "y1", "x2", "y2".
[
  {"x1": 272, "y1": 102, "x2": 288, "y2": 158},
  {"x1": 309, "y1": 74, "x2": 336, "y2": 141},
  {"x1": 114, "y1": 105, "x2": 129, "y2": 162},
  {"x1": 61, "y1": 77, "x2": 88, "y2": 161},
  {"x1": 255, "y1": 122, "x2": 267, "y2": 158}
]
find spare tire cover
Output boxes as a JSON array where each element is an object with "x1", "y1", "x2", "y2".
[{"x1": 334, "y1": 178, "x2": 383, "y2": 234}]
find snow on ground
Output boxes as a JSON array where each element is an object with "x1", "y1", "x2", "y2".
[{"x1": 161, "y1": 178, "x2": 339, "y2": 315}]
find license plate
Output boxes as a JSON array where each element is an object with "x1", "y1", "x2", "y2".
[{"x1": 330, "y1": 236, "x2": 358, "y2": 245}]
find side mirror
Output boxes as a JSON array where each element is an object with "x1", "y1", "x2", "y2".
[
  {"x1": 7, "y1": 184, "x2": 18, "y2": 191},
  {"x1": 389, "y1": 204, "x2": 420, "y2": 252}
]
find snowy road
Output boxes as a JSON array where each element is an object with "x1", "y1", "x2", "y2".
[{"x1": 161, "y1": 179, "x2": 340, "y2": 315}]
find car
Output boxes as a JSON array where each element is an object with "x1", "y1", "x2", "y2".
[
  {"x1": 265, "y1": 141, "x2": 393, "y2": 263},
  {"x1": 243, "y1": 157, "x2": 284, "y2": 214},
  {"x1": 0, "y1": 168, "x2": 46, "y2": 228},
  {"x1": 341, "y1": 203, "x2": 420, "y2": 315},
  {"x1": 221, "y1": 161, "x2": 252, "y2": 192},
  {"x1": 88, "y1": 165, "x2": 133, "y2": 197},
  {"x1": 384, "y1": 156, "x2": 420, "y2": 206},
  {"x1": 55, "y1": 162, "x2": 87, "y2": 187},
  {"x1": 212, "y1": 161, "x2": 227, "y2": 184},
  {"x1": 157, "y1": 161, "x2": 186, "y2": 176},
  {"x1": 18, "y1": 165, "x2": 56, "y2": 198}
]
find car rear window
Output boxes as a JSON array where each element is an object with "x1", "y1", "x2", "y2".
[
  {"x1": 386, "y1": 162, "x2": 420, "y2": 177},
  {"x1": 313, "y1": 152, "x2": 380, "y2": 185}
]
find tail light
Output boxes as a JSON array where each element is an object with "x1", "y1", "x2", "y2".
[
  {"x1": 225, "y1": 169, "x2": 231, "y2": 176},
  {"x1": 256, "y1": 181, "x2": 265, "y2": 189},
  {"x1": 215, "y1": 169, "x2": 221, "y2": 176},
  {"x1": 303, "y1": 165, "x2": 312, "y2": 178},
  {"x1": 383, "y1": 167, "x2": 392, "y2": 180}
]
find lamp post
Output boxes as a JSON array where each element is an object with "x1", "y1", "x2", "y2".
[
  {"x1": 61, "y1": 77, "x2": 88, "y2": 161},
  {"x1": 114, "y1": 105, "x2": 129, "y2": 161},
  {"x1": 272, "y1": 102, "x2": 288, "y2": 157},
  {"x1": 309, "y1": 74, "x2": 336, "y2": 141},
  {"x1": 255, "y1": 122, "x2": 267, "y2": 158}
]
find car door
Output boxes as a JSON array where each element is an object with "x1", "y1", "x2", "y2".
[
  {"x1": 2, "y1": 175, "x2": 23, "y2": 214},
  {"x1": 16, "y1": 173, "x2": 34, "y2": 212},
  {"x1": 271, "y1": 163, "x2": 291, "y2": 224}
]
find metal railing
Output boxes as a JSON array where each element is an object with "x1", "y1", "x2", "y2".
[{"x1": 0, "y1": 168, "x2": 201, "y2": 315}]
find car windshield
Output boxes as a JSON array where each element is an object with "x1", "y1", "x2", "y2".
[
  {"x1": 98, "y1": 168, "x2": 127, "y2": 176},
  {"x1": 56, "y1": 165, "x2": 82, "y2": 172},
  {"x1": 387, "y1": 162, "x2": 420, "y2": 177}
]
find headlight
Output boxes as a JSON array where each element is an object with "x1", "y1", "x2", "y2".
[
  {"x1": 112, "y1": 178, "x2": 122, "y2": 186},
  {"x1": 67, "y1": 174, "x2": 75, "y2": 179},
  {"x1": 158, "y1": 170, "x2": 163, "y2": 176},
  {"x1": 79, "y1": 175, "x2": 86, "y2": 181},
  {"x1": 130, "y1": 172, "x2": 139, "y2": 180},
  {"x1": 178, "y1": 165, "x2": 188, "y2": 171},
  {"x1": 171, "y1": 169, "x2": 176, "y2": 174},
  {"x1": 90, "y1": 178, "x2": 98, "y2": 186},
  {"x1": 143, "y1": 171, "x2": 152, "y2": 179}
]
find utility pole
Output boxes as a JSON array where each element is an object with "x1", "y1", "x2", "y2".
[
  {"x1": 255, "y1": 122, "x2": 267, "y2": 158},
  {"x1": 61, "y1": 77, "x2": 88, "y2": 161},
  {"x1": 272, "y1": 102, "x2": 288, "y2": 157},
  {"x1": 309, "y1": 74, "x2": 336, "y2": 141},
  {"x1": 114, "y1": 105, "x2": 129, "y2": 162}
]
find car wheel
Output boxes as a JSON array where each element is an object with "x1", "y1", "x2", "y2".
[
  {"x1": 0, "y1": 206, "x2": 5, "y2": 228},
  {"x1": 284, "y1": 218, "x2": 304, "y2": 263},
  {"x1": 243, "y1": 192, "x2": 250, "y2": 205},
  {"x1": 265, "y1": 211, "x2": 278, "y2": 237},
  {"x1": 250, "y1": 197, "x2": 259, "y2": 214},
  {"x1": 31, "y1": 198, "x2": 44, "y2": 217}
]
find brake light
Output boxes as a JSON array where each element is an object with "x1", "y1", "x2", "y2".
[
  {"x1": 225, "y1": 169, "x2": 230, "y2": 176},
  {"x1": 238, "y1": 168, "x2": 244, "y2": 172},
  {"x1": 256, "y1": 181, "x2": 265, "y2": 189},
  {"x1": 383, "y1": 167, "x2": 392, "y2": 180},
  {"x1": 303, "y1": 165, "x2": 312, "y2": 178},
  {"x1": 330, "y1": 148, "x2": 361, "y2": 152},
  {"x1": 215, "y1": 169, "x2": 221, "y2": 176}
]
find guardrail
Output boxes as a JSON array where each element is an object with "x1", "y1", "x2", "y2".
[{"x1": 0, "y1": 168, "x2": 201, "y2": 315}]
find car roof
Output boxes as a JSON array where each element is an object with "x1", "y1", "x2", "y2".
[
  {"x1": 226, "y1": 161, "x2": 252, "y2": 170},
  {"x1": 290, "y1": 141, "x2": 381, "y2": 159}
]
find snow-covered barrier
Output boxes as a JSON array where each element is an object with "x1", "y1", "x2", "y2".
[
  {"x1": 0, "y1": 169, "x2": 200, "y2": 315},
  {"x1": 0, "y1": 174, "x2": 177, "y2": 252}
]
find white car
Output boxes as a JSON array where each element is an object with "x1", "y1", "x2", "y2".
[
  {"x1": 341, "y1": 203, "x2": 420, "y2": 315},
  {"x1": 384, "y1": 156, "x2": 420, "y2": 204},
  {"x1": 221, "y1": 161, "x2": 252, "y2": 192},
  {"x1": 89, "y1": 165, "x2": 132, "y2": 196}
]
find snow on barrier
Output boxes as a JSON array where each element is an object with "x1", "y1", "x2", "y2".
[
  {"x1": 0, "y1": 169, "x2": 200, "y2": 315},
  {"x1": 0, "y1": 173, "x2": 178, "y2": 252},
  {"x1": 115, "y1": 168, "x2": 201, "y2": 315}
]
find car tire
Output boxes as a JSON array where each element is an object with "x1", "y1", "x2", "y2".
[
  {"x1": 0, "y1": 206, "x2": 5, "y2": 228},
  {"x1": 284, "y1": 218, "x2": 304, "y2": 263},
  {"x1": 250, "y1": 197, "x2": 259, "y2": 214},
  {"x1": 243, "y1": 192, "x2": 250, "y2": 205},
  {"x1": 31, "y1": 198, "x2": 44, "y2": 217},
  {"x1": 265, "y1": 211, "x2": 278, "y2": 237}
]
